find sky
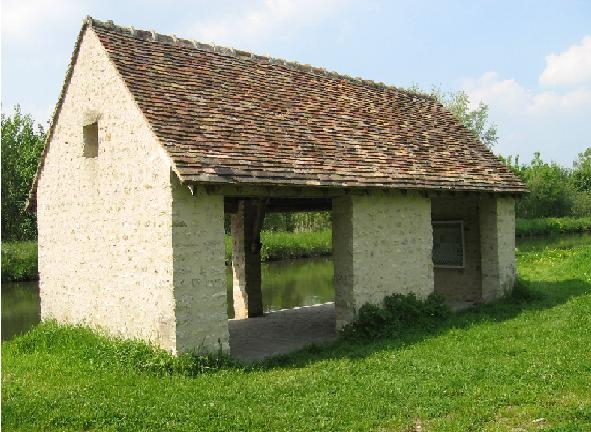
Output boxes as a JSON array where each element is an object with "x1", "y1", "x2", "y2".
[{"x1": 1, "y1": 0, "x2": 590, "y2": 167}]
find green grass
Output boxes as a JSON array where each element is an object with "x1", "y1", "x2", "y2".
[
  {"x1": 1, "y1": 241, "x2": 38, "y2": 282},
  {"x1": 225, "y1": 229, "x2": 332, "y2": 262},
  {"x1": 516, "y1": 216, "x2": 591, "y2": 237},
  {"x1": 3, "y1": 243, "x2": 591, "y2": 431}
]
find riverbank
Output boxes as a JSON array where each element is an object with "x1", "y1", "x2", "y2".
[
  {"x1": 3, "y1": 216, "x2": 590, "y2": 282},
  {"x1": 225, "y1": 229, "x2": 332, "y2": 262},
  {"x1": 3, "y1": 242, "x2": 590, "y2": 430},
  {"x1": 515, "y1": 216, "x2": 591, "y2": 237}
]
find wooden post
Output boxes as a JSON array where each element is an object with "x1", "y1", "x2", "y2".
[{"x1": 231, "y1": 199, "x2": 266, "y2": 318}]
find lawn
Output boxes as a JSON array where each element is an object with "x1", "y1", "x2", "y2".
[{"x1": 2, "y1": 243, "x2": 591, "y2": 431}]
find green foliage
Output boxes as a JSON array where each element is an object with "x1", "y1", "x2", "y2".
[
  {"x1": 408, "y1": 85, "x2": 498, "y2": 148},
  {"x1": 516, "y1": 217, "x2": 591, "y2": 236},
  {"x1": 1, "y1": 241, "x2": 38, "y2": 282},
  {"x1": 503, "y1": 152, "x2": 591, "y2": 218},
  {"x1": 572, "y1": 148, "x2": 591, "y2": 192},
  {"x1": 260, "y1": 229, "x2": 332, "y2": 261},
  {"x1": 225, "y1": 229, "x2": 332, "y2": 262},
  {"x1": 430, "y1": 87, "x2": 498, "y2": 148},
  {"x1": 341, "y1": 292, "x2": 449, "y2": 340},
  {"x1": 1, "y1": 106, "x2": 46, "y2": 241},
  {"x1": 3, "y1": 243, "x2": 591, "y2": 431},
  {"x1": 518, "y1": 153, "x2": 573, "y2": 217},
  {"x1": 570, "y1": 189, "x2": 591, "y2": 217},
  {"x1": 226, "y1": 211, "x2": 332, "y2": 234},
  {"x1": 263, "y1": 211, "x2": 331, "y2": 232}
]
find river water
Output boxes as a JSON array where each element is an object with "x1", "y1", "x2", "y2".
[{"x1": 2, "y1": 233, "x2": 590, "y2": 341}]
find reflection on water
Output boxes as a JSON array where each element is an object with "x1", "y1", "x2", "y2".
[
  {"x1": 1, "y1": 281, "x2": 40, "y2": 340},
  {"x1": 1, "y1": 258, "x2": 334, "y2": 340},
  {"x1": 2, "y1": 232, "x2": 589, "y2": 340},
  {"x1": 226, "y1": 257, "x2": 334, "y2": 318}
]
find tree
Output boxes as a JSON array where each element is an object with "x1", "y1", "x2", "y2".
[
  {"x1": 1, "y1": 106, "x2": 46, "y2": 241},
  {"x1": 571, "y1": 147, "x2": 591, "y2": 192},
  {"x1": 513, "y1": 153, "x2": 573, "y2": 218},
  {"x1": 406, "y1": 85, "x2": 498, "y2": 148}
]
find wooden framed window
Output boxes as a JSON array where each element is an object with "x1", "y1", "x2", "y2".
[
  {"x1": 83, "y1": 122, "x2": 99, "y2": 158},
  {"x1": 432, "y1": 220, "x2": 465, "y2": 268}
]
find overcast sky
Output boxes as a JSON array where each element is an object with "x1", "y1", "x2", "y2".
[{"x1": 2, "y1": 0, "x2": 590, "y2": 167}]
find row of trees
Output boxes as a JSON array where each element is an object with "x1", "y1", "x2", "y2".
[
  {"x1": 503, "y1": 150, "x2": 591, "y2": 218},
  {"x1": 1, "y1": 99, "x2": 589, "y2": 241}
]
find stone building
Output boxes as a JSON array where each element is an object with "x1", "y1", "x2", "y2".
[{"x1": 29, "y1": 17, "x2": 526, "y2": 355}]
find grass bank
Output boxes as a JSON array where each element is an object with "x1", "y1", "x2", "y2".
[
  {"x1": 225, "y1": 228, "x2": 332, "y2": 262},
  {"x1": 516, "y1": 216, "x2": 591, "y2": 237},
  {"x1": 1, "y1": 241, "x2": 37, "y2": 282},
  {"x1": 3, "y1": 243, "x2": 590, "y2": 431}
]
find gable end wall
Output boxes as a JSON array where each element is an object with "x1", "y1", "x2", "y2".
[{"x1": 36, "y1": 28, "x2": 177, "y2": 350}]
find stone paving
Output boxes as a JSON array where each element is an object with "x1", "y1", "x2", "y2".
[{"x1": 228, "y1": 303, "x2": 337, "y2": 362}]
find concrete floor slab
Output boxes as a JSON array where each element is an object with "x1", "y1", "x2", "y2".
[{"x1": 229, "y1": 302, "x2": 336, "y2": 362}]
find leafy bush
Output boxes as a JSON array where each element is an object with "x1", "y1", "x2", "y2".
[
  {"x1": 341, "y1": 292, "x2": 449, "y2": 340},
  {"x1": 1, "y1": 241, "x2": 38, "y2": 281}
]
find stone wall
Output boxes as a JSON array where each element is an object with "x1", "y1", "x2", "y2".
[
  {"x1": 37, "y1": 28, "x2": 231, "y2": 354},
  {"x1": 333, "y1": 192, "x2": 434, "y2": 328},
  {"x1": 171, "y1": 181, "x2": 229, "y2": 354},
  {"x1": 37, "y1": 29, "x2": 177, "y2": 351},
  {"x1": 480, "y1": 197, "x2": 516, "y2": 301},
  {"x1": 431, "y1": 197, "x2": 482, "y2": 302}
]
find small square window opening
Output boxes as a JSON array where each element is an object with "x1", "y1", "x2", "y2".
[{"x1": 83, "y1": 122, "x2": 99, "y2": 158}]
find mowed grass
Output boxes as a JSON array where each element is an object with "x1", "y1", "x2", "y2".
[{"x1": 2, "y1": 245, "x2": 591, "y2": 431}]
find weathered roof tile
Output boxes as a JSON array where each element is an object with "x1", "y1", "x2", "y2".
[{"x1": 29, "y1": 17, "x2": 527, "y2": 209}]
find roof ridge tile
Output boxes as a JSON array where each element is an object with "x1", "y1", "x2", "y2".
[{"x1": 87, "y1": 16, "x2": 436, "y2": 101}]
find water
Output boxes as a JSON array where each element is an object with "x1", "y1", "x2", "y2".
[
  {"x1": 2, "y1": 233, "x2": 590, "y2": 341},
  {"x1": 1, "y1": 280, "x2": 40, "y2": 340},
  {"x1": 1, "y1": 257, "x2": 334, "y2": 341}
]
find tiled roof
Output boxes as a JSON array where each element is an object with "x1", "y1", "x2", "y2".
[{"x1": 32, "y1": 17, "x2": 528, "y2": 206}]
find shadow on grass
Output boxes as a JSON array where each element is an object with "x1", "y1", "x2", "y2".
[{"x1": 253, "y1": 278, "x2": 591, "y2": 371}]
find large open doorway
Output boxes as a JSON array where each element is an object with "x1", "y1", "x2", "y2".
[{"x1": 224, "y1": 197, "x2": 337, "y2": 361}]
